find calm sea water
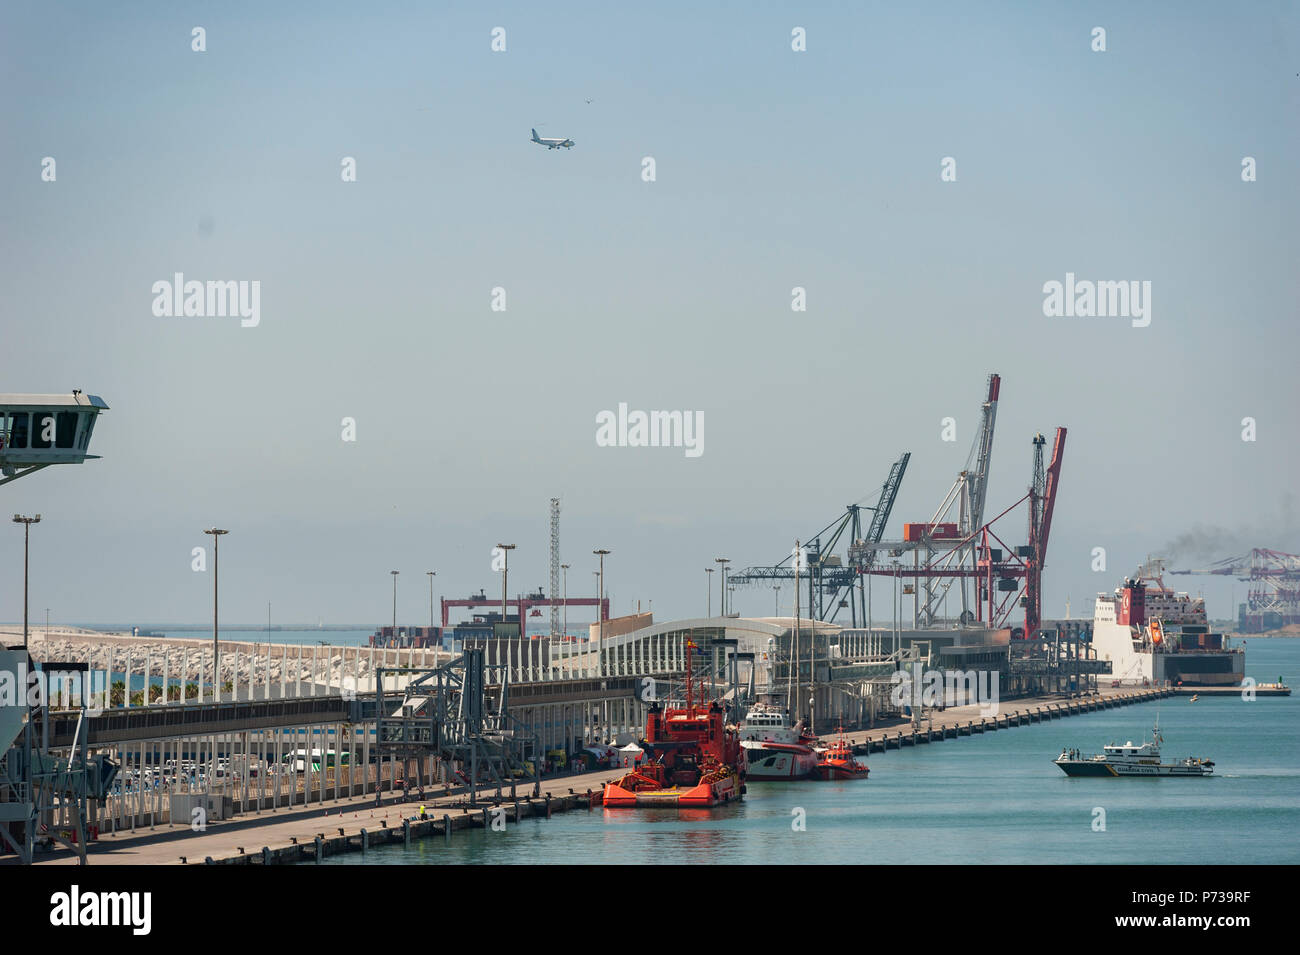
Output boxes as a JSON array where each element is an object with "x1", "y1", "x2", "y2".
[{"x1": 326, "y1": 638, "x2": 1300, "y2": 865}]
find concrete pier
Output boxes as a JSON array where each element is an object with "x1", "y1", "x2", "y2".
[{"x1": 25, "y1": 766, "x2": 614, "y2": 866}]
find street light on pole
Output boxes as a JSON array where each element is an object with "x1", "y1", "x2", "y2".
[
  {"x1": 714, "y1": 558, "x2": 730, "y2": 616},
  {"x1": 705, "y1": 567, "x2": 714, "y2": 617},
  {"x1": 593, "y1": 550, "x2": 610, "y2": 674},
  {"x1": 773, "y1": 584, "x2": 780, "y2": 616},
  {"x1": 426, "y1": 571, "x2": 436, "y2": 630},
  {"x1": 391, "y1": 570, "x2": 400, "y2": 635},
  {"x1": 496, "y1": 544, "x2": 515, "y2": 627},
  {"x1": 203, "y1": 528, "x2": 228, "y2": 702},
  {"x1": 13, "y1": 515, "x2": 41, "y2": 650},
  {"x1": 561, "y1": 564, "x2": 570, "y2": 636}
]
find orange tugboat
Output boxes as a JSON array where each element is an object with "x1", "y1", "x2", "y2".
[
  {"x1": 815, "y1": 727, "x2": 869, "y2": 781},
  {"x1": 603, "y1": 640, "x2": 745, "y2": 808}
]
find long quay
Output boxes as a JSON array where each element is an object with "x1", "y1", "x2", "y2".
[
  {"x1": 26, "y1": 765, "x2": 619, "y2": 866},
  {"x1": 843, "y1": 686, "x2": 1174, "y2": 755},
  {"x1": 207, "y1": 789, "x2": 606, "y2": 865}
]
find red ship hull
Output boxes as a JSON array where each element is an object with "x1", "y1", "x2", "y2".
[
  {"x1": 815, "y1": 760, "x2": 869, "y2": 781},
  {"x1": 603, "y1": 772, "x2": 742, "y2": 808}
]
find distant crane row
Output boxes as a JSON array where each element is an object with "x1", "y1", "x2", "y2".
[{"x1": 1171, "y1": 549, "x2": 1300, "y2": 632}]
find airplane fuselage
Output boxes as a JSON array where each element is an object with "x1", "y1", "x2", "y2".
[{"x1": 531, "y1": 128, "x2": 574, "y2": 150}]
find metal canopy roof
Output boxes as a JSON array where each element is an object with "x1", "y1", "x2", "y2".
[{"x1": 0, "y1": 393, "x2": 109, "y2": 410}]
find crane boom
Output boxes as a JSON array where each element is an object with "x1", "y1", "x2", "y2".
[
  {"x1": 965, "y1": 374, "x2": 1001, "y2": 538},
  {"x1": 1025, "y1": 427, "x2": 1066, "y2": 636},
  {"x1": 1038, "y1": 427, "x2": 1066, "y2": 563},
  {"x1": 861, "y1": 453, "x2": 909, "y2": 569}
]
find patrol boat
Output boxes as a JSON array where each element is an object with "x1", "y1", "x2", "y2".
[{"x1": 1053, "y1": 719, "x2": 1214, "y2": 777}]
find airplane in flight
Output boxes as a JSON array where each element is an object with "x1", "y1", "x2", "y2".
[{"x1": 531, "y1": 128, "x2": 574, "y2": 150}]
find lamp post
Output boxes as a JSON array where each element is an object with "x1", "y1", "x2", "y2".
[
  {"x1": 714, "y1": 558, "x2": 730, "y2": 615},
  {"x1": 204, "y1": 528, "x2": 228, "y2": 702},
  {"x1": 892, "y1": 561, "x2": 901, "y2": 656},
  {"x1": 773, "y1": 584, "x2": 780, "y2": 616},
  {"x1": 593, "y1": 550, "x2": 610, "y2": 674},
  {"x1": 705, "y1": 567, "x2": 714, "y2": 617},
  {"x1": 426, "y1": 571, "x2": 436, "y2": 630},
  {"x1": 560, "y1": 564, "x2": 570, "y2": 636},
  {"x1": 496, "y1": 544, "x2": 515, "y2": 628},
  {"x1": 13, "y1": 515, "x2": 41, "y2": 650},
  {"x1": 390, "y1": 570, "x2": 399, "y2": 636}
]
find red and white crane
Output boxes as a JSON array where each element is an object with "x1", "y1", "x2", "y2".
[{"x1": 859, "y1": 372, "x2": 1067, "y2": 637}]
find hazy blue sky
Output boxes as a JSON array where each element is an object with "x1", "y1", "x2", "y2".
[{"x1": 2, "y1": 2, "x2": 1297, "y2": 627}]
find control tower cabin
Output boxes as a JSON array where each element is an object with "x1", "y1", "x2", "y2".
[{"x1": 0, "y1": 392, "x2": 108, "y2": 486}]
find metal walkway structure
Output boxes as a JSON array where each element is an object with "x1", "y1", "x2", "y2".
[{"x1": 375, "y1": 647, "x2": 538, "y2": 805}]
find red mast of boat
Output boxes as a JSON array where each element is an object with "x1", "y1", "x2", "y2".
[{"x1": 684, "y1": 638, "x2": 696, "y2": 718}]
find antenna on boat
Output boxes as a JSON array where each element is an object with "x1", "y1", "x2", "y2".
[
  {"x1": 792, "y1": 540, "x2": 801, "y2": 724},
  {"x1": 684, "y1": 637, "x2": 696, "y2": 718}
]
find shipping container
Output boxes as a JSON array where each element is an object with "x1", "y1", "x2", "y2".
[{"x1": 903, "y1": 522, "x2": 960, "y2": 542}]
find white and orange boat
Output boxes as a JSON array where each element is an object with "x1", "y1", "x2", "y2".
[{"x1": 737, "y1": 702, "x2": 819, "y2": 780}]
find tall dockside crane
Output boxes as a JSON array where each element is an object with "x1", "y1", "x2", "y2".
[
  {"x1": 1023, "y1": 429, "x2": 1066, "y2": 636},
  {"x1": 856, "y1": 374, "x2": 1001, "y2": 626},
  {"x1": 961, "y1": 426, "x2": 1067, "y2": 635},
  {"x1": 963, "y1": 374, "x2": 1001, "y2": 563},
  {"x1": 858, "y1": 453, "x2": 911, "y2": 573}
]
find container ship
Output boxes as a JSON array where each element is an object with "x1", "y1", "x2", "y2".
[{"x1": 1091, "y1": 562, "x2": 1245, "y2": 687}]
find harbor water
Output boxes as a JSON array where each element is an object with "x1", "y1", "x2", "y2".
[{"x1": 325, "y1": 638, "x2": 1300, "y2": 865}]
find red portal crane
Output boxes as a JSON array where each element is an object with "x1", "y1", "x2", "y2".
[{"x1": 865, "y1": 425, "x2": 1067, "y2": 637}]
